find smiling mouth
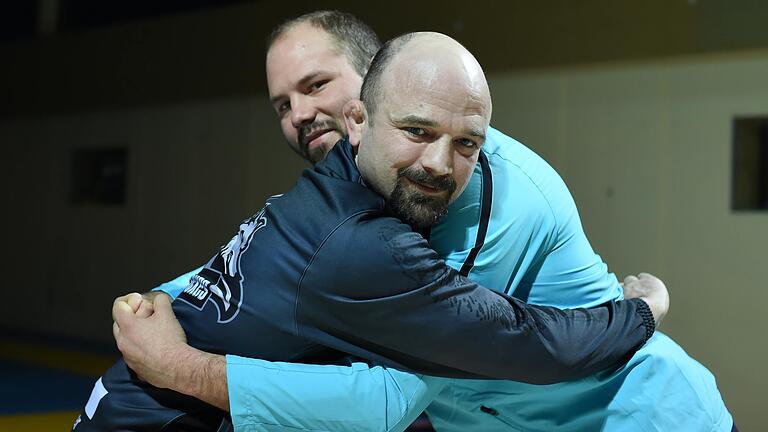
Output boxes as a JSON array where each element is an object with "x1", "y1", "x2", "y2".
[
  {"x1": 302, "y1": 129, "x2": 334, "y2": 148},
  {"x1": 407, "y1": 178, "x2": 447, "y2": 195}
]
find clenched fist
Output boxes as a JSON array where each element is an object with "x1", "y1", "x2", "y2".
[{"x1": 621, "y1": 272, "x2": 670, "y2": 326}]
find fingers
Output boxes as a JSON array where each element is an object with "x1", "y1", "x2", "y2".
[
  {"x1": 638, "y1": 272, "x2": 662, "y2": 285},
  {"x1": 622, "y1": 275, "x2": 638, "y2": 294},
  {"x1": 142, "y1": 291, "x2": 163, "y2": 303},
  {"x1": 112, "y1": 300, "x2": 135, "y2": 326},
  {"x1": 112, "y1": 321, "x2": 120, "y2": 341},
  {"x1": 112, "y1": 292, "x2": 142, "y2": 321},
  {"x1": 152, "y1": 292, "x2": 173, "y2": 315},
  {"x1": 135, "y1": 298, "x2": 155, "y2": 318},
  {"x1": 114, "y1": 291, "x2": 166, "y2": 322},
  {"x1": 125, "y1": 293, "x2": 143, "y2": 312}
]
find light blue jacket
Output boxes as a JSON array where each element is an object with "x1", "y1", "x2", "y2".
[{"x1": 158, "y1": 127, "x2": 732, "y2": 432}]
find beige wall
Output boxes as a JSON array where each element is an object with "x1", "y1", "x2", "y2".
[
  {"x1": 488, "y1": 51, "x2": 768, "y2": 428},
  {"x1": 0, "y1": 97, "x2": 306, "y2": 342}
]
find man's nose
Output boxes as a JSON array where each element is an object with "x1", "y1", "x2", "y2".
[
  {"x1": 290, "y1": 94, "x2": 316, "y2": 128},
  {"x1": 420, "y1": 138, "x2": 453, "y2": 177}
]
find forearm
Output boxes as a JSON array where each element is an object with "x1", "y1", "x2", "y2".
[
  {"x1": 226, "y1": 355, "x2": 443, "y2": 432},
  {"x1": 164, "y1": 346, "x2": 444, "y2": 432},
  {"x1": 307, "y1": 222, "x2": 655, "y2": 384},
  {"x1": 305, "y1": 268, "x2": 653, "y2": 384},
  {"x1": 170, "y1": 346, "x2": 229, "y2": 411}
]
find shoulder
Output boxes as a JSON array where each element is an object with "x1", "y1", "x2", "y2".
[
  {"x1": 302, "y1": 212, "x2": 449, "y2": 299},
  {"x1": 482, "y1": 126, "x2": 577, "y2": 227}
]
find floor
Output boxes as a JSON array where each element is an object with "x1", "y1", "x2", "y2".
[{"x1": 0, "y1": 338, "x2": 116, "y2": 431}]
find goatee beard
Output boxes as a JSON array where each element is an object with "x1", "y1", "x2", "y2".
[{"x1": 386, "y1": 166, "x2": 456, "y2": 229}]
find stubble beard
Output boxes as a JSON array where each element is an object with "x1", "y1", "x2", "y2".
[{"x1": 298, "y1": 119, "x2": 345, "y2": 164}]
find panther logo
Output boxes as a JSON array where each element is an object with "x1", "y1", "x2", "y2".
[{"x1": 179, "y1": 204, "x2": 269, "y2": 323}]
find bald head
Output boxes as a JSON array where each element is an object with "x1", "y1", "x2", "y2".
[
  {"x1": 360, "y1": 32, "x2": 492, "y2": 122},
  {"x1": 346, "y1": 32, "x2": 492, "y2": 228}
]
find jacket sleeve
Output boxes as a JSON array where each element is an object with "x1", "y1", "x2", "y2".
[
  {"x1": 226, "y1": 355, "x2": 446, "y2": 432},
  {"x1": 151, "y1": 267, "x2": 203, "y2": 300},
  {"x1": 296, "y1": 215, "x2": 653, "y2": 384},
  {"x1": 155, "y1": 266, "x2": 442, "y2": 432}
]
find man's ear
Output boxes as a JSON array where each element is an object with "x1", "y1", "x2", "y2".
[{"x1": 343, "y1": 99, "x2": 367, "y2": 149}]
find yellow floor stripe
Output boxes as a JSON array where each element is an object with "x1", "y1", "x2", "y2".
[
  {"x1": 0, "y1": 340, "x2": 116, "y2": 376},
  {"x1": 0, "y1": 411, "x2": 80, "y2": 431}
]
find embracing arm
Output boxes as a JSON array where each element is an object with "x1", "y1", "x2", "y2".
[
  {"x1": 130, "y1": 267, "x2": 436, "y2": 431},
  {"x1": 113, "y1": 293, "x2": 443, "y2": 432},
  {"x1": 297, "y1": 218, "x2": 661, "y2": 384},
  {"x1": 226, "y1": 356, "x2": 444, "y2": 432}
]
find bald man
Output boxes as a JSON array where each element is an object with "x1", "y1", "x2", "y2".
[{"x1": 74, "y1": 32, "x2": 666, "y2": 431}]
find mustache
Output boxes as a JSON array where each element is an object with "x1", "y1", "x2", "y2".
[
  {"x1": 298, "y1": 120, "x2": 342, "y2": 150},
  {"x1": 398, "y1": 167, "x2": 456, "y2": 194}
]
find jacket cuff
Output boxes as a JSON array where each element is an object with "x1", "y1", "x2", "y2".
[{"x1": 630, "y1": 298, "x2": 656, "y2": 344}]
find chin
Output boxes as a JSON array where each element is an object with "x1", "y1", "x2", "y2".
[
  {"x1": 308, "y1": 144, "x2": 333, "y2": 164},
  {"x1": 319, "y1": 138, "x2": 341, "y2": 156}
]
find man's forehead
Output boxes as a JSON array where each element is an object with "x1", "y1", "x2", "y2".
[
  {"x1": 268, "y1": 24, "x2": 345, "y2": 66},
  {"x1": 380, "y1": 57, "x2": 491, "y2": 127},
  {"x1": 382, "y1": 74, "x2": 490, "y2": 118},
  {"x1": 267, "y1": 32, "x2": 346, "y2": 95},
  {"x1": 385, "y1": 103, "x2": 489, "y2": 137}
]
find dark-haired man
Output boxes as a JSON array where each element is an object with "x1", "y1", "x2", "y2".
[
  {"x1": 267, "y1": 10, "x2": 379, "y2": 165},
  {"x1": 96, "y1": 11, "x2": 731, "y2": 432}
]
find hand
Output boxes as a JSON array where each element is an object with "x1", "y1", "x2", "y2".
[
  {"x1": 621, "y1": 272, "x2": 670, "y2": 326},
  {"x1": 112, "y1": 292, "x2": 190, "y2": 389},
  {"x1": 112, "y1": 291, "x2": 164, "y2": 319}
]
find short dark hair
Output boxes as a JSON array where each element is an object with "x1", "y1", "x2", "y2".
[
  {"x1": 268, "y1": 10, "x2": 381, "y2": 78},
  {"x1": 359, "y1": 33, "x2": 416, "y2": 122}
]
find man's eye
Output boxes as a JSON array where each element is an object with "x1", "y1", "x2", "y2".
[
  {"x1": 309, "y1": 80, "x2": 329, "y2": 92},
  {"x1": 457, "y1": 138, "x2": 478, "y2": 148},
  {"x1": 404, "y1": 127, "x2": 427, "y2": 137},
  {"x1": 277, "y1": 101, "x2": 290, "y2": 115}
]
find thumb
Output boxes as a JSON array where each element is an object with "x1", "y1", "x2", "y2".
[
  {"x1": 125, "y1": 293, "x2": 143, "y2": 313},
  {"x1": 113, "y1": 300, "x2": 135, "y2": 327},
  {"x1": 152, "y1": 292, "x2": 174, "y2": 315}
]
